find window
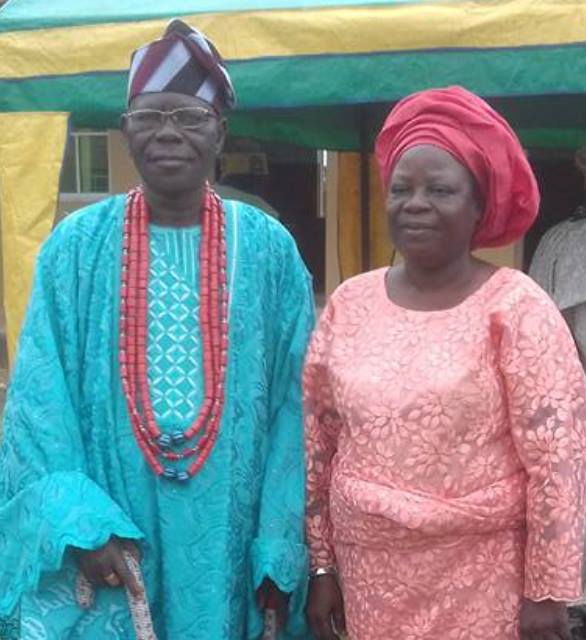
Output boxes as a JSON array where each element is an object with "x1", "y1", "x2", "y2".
[{"x1": 60, "y1": 132, "x2": 109, "y2": 194}]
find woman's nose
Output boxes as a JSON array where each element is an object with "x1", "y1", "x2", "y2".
[{"x1": 403, "y1": 189, "x2": 430, "y2": 211}]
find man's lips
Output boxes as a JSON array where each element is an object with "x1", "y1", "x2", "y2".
[
  {"x1": 150, "y1": 156, "x2": 191, "y2": 163},
  {"x1": 148, "y1": 156, "x2": 194, "y2": 170}
]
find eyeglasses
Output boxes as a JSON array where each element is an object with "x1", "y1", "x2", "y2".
[{"x1": 126, "y1": 107, "x2": 217, "y2": 132}]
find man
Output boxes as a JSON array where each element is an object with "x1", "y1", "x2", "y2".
[{"x1": 0, "y1": 20, "x2": 313, "y2": 639}]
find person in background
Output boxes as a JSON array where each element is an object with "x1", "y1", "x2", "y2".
[
  {"x1": 0, "y1": 19, "x2": 314, "y2": 639},
  {"x1": 217, "y1": 149, "x2": 281, "y2": 219},
  {"x1": 529, "y1": 146, "x2": 586, "y2": 637},
  {"x1": 304, "y1": 86, "x2": 586, "y2": 640}
]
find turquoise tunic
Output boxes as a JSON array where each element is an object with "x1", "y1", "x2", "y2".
[
  {"x1": 0, "y1": 196, "x2": 314, "y2": 639},
  {"x1": 147, "y1": 224, "x2": 204, "y2": 436}
]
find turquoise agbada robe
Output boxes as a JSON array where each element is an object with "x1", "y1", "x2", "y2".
[{"x1": 0, "y1": 196, "x2": 314, "y2": 639}]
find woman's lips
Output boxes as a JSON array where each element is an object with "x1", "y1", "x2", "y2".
[{"x1": 400, "y1": 224, "x2": 438, "y2": 239}]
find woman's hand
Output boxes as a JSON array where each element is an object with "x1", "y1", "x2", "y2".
[
  {"x1": 74, "y1": 537, "x2": 142, "y2": 597},
  {"x1": 255, "y1": 577, "x2": 290, "y2": 628},
  {"x1": 519, "y1": 598, "x2": 571, "y2": 640},
  {"x1": 306, "y1": 574, "x2": 346, "y2": 640}
]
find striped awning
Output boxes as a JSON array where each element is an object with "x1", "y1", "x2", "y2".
[{"x1": 1, "y1": 0, "x2": 586, "y2": 149}]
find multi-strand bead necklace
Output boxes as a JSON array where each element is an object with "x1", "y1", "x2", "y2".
[{"x1": 118, "y1": 185, "x2": 228, "y2": 481}]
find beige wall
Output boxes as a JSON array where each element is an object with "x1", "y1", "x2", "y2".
[
  {"x1": 475, "y1": 242, "x2": 523, "y2": 269},
  {"x1": 325, "y1": 151, "x2": 341, "y2": 295},
  {"x1": 57, "y1": 130, "x2": 138, "y2": 220},
  {"x1": 109, "y1": 130, "x2": 139, "y2": 192}
]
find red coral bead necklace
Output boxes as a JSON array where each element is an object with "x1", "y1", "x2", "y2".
[{"x1": 118, "y1": 184, "x2": 228, "y2": 481}]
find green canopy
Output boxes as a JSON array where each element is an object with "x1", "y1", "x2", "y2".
[{"x1": 1, "y1": 0, "x2": 586, "y2": 149}]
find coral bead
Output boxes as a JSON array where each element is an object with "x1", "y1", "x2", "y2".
[{"x1": 119, "y1": 185, "x2": 228, "y2": 481}]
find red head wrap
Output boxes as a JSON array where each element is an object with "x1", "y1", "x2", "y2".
[{"x1": 374, "y1": 86, "x2": 539, "y2": 249}]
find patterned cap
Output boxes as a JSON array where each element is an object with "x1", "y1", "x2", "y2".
[{"x1": 127, "y1": 19, "x2": 235, "y2": 112}]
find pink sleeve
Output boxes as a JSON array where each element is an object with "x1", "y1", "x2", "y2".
[
  {"x1": 303, "y1": 302, "x2": 344, "y2": 571},
  {"x1": 499, "y1": 283, "x2": 586, "y2": 601}
]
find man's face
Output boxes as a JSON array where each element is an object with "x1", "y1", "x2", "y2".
[{"x1": 122, "y1": 91, "x2": 225, "y2": 197}]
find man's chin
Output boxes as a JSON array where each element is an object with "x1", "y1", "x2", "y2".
[{"x1": 143, "y1": 176, "x2": 205, "y2": 197}]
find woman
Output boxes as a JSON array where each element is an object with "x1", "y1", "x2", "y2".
[{"x1": 303, "y1": 86, "x2": 586, "y2": 640}]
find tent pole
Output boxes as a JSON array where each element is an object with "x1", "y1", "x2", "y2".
[{"x1": 359, "y1": 110, "x2": 370, "y2": 272}]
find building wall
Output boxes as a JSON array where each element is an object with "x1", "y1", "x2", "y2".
[
  {"x1": 57, "y1": 130, "x2": 138, "y2": 220},
  {"x1": 109, "y1": 130, "x2": 139, "y2": 192}
]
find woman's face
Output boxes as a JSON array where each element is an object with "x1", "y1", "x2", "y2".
[{"x1": 387, "y1": 145, "x2": 482, "y2": 268}]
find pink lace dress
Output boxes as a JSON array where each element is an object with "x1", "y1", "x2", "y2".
[{"x1": 304, "y1": 267, "x2": 586, "y2": 640}]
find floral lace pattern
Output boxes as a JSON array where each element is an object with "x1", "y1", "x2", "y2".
[{"x1": 304, "y1": 267, "x2": 586, "y2": 639}]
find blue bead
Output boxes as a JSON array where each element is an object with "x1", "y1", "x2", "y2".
[
  {"x1": 176, "y1": 471, "x2": 189, "y2": 482},
  {"x1": 171, "y1": 431, "x2": 186, "y2": 445},
  {"x1": 163, "y1": 467, "x2": 177, "y2": 479},
  {"x1": 158, "y1": 434, "x2": 172, "y2": 449}
]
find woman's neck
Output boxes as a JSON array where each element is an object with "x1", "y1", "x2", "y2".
[
  {"x1": 387, "y1": 252, "x2": 496, "y2": 312},
  {"x1": 143, "y1": 185, "x2": 205, "y2": 227},
  {"x1": 403, "y1": 252, "x2": 477, "y2": 293}
]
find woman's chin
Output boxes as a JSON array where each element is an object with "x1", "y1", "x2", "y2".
[{"x1": 397, "y1": 242, "x2": 446, "y2": 267}]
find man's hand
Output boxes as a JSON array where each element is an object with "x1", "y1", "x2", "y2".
[
  {"x1": 306, "y1": 574, "x2": 346, "y2": 640},
  {"x1": 256, "y1": 577, "x2": 290, "y2": 628},
  {"x1": 519, "y1": 598, "x2": 571, "y2": 640},
  {"x1": 75, "y1": 537, "x2": 142, "y2": 597}
]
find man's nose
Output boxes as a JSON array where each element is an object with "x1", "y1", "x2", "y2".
[{"x1": 154, "y1": 114, "x2": 182, "y2": 139}]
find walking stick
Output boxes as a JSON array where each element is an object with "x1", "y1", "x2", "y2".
[
  {"x1": 262, "y1": 608, "x2": 278, "y2": 640},
  {"x1": 76, "y1": 548, "x2": 157, "y2": 640},
  {"x1": 76, "y1": 550, "x2": 281, "y2": 640},
  {"x1": 261, "y1": 589, "x2": 282, "y2": 640}
]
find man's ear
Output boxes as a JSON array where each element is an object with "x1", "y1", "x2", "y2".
[
  {"x1": 215, "y1": 118, "x2": 227, "y2": 157},
  {"x1": 120, "y1": 113, "x2": 130, "y2": 138}
]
